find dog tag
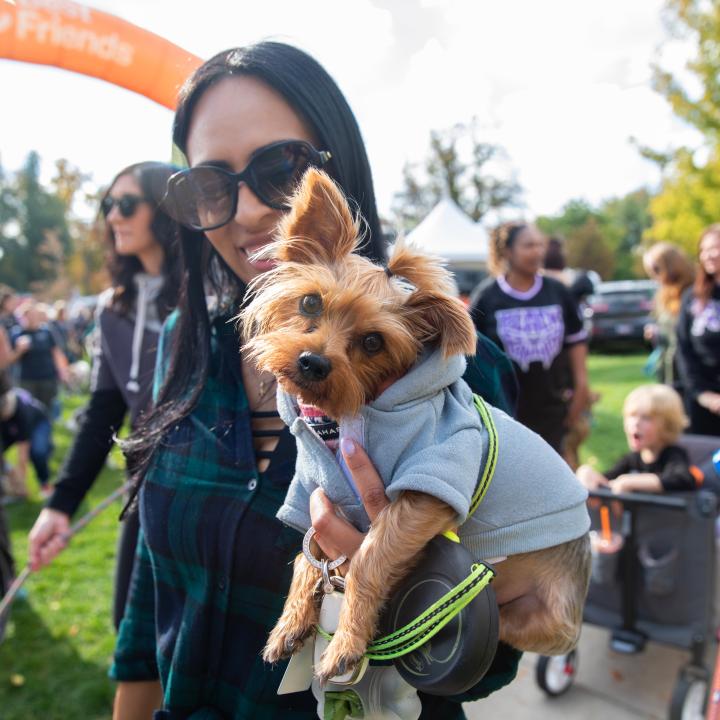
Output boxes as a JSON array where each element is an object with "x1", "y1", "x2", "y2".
[
  {"x1": 277, "y1": 639, "x2": 315, "y2": 695},
  {"x1": 314, "y1": 590, "x2": 369, "y2": 685}
]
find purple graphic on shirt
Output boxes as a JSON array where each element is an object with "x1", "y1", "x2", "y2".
[
  {"x1": 495, "y1": 305, "x2": 565, "y2": 371},
  {"x1": 691, "y1": 299, "x2": 720, "y2": 337}
]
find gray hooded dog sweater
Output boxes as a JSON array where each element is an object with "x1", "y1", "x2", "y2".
[{"x1": 277, "y1": 346, "x2": 589, "y2": 560}]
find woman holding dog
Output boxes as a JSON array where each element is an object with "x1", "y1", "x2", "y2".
[
  {"x1": 111, "y1": 43, "x2": 522, "y2": 720},
  {"x1": 27, "y1": 161, "x2": 181, "y2": 631},
  {"x1": 469, "y1": 222, "x2": 589, "y2": 454}
]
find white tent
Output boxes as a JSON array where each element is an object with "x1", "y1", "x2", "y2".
[{"x1": 405, "y1": 198, "x2": 488, "y2": 263}]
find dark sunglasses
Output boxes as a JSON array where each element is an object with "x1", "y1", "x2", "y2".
[
  {"x1": 164, "y1": 139, "x2": 332, "y2": 231},
  {"x1": 101, "y1": 194, "x2": 149, "y2": 219}
]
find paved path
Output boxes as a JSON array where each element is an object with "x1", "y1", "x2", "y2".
[{"x1": 465, "y1": 625, "x2": 706, "y2": 719}]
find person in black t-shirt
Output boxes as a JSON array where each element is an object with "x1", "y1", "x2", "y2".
[
  {"x1": 469, "y1": 222, "x2": 589, "y2": 453},
  {"x1": 9, "y1": 300, "x2": 69, "y2": 418},
  {"x1": 577, "y1": 384, "x2": 694, "y2": 494},
  {"x1": 676, "y1": 225, "x2": 720, "y2": 436}
]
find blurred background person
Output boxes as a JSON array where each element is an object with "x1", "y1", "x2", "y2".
[
  {"x1": 642, "y1": 242, "x2": 695, "y2": 391},
  {"x1": 0, "y1": 287, "x2": 19, "y2": 335},
  {"x1": 49, "y1": 300, "x2": 79, "y2": 364},
  {"x1": 543, "y1": 235, "x2": 596, "y2": 306},
  {"x1": 0, "y1": 387, "x2": 53, "y2": 500},
  {"x1": 28, "y1": 161, "x2": 181, "y2": 630},
  {"x1": 676, "y1": 225, "x2": 720, "y2": 436},
  {"x1": 470, "y1": 222, "x2": 589, "y2": 454},
  {"x1": 0, "y1": 287, "x2": 21, "y2": 387},
  {"x1": 9, "y1": 299, "x2": 69, "y2": 420},
  {"x1": 542, "y1": 235, "x2": 597, "y2": 469}
]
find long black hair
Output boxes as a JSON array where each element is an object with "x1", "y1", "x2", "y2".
[
  {"x1": 103, "y1": 161, "x2": 182, "y2": 320},
  {"x1": 123, "y1": 42, "x2": 385, "y2": 498}
]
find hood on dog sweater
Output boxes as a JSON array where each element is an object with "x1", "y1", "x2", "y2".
[{"x1": 277, "y1": 346, "x2": 589, "y2": 559}]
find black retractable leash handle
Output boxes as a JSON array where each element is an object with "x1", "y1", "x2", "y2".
[
  {"x1": 380, "y1": 534, "x2": 499, "y2": 696},
  {"x1": 379, "y1": 394, "x2": 501, "y2": 695}
]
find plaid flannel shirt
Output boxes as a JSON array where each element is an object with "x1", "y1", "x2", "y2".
[{"x1": 111, "y1": 310, "x2": 520, "y2": 719}]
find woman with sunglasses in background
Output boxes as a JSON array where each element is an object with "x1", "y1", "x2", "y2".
[
  {"x1": 27, "y1": 161, "x2": 181, "y2": 633},
  {"x1": 111, "y1": 42, "x2": 520, "y2": 720}
]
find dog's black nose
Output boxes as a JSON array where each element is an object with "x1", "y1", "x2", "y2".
[{"x1": 297, "y1": 352, "x2": 332, "y2": 381}]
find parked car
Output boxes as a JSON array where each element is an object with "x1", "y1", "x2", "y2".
[{"x1": 584, "y1": 279, "x2": 657, "y2": 346}]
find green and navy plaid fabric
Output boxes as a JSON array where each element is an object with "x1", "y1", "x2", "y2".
[{"x1": 111, "y1": 312, "x2": 520, "y2": 719}]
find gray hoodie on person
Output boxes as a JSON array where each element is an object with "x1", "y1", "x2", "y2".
[{"x1": 277, "y1": 346, "x2": 589, "y2": 560}]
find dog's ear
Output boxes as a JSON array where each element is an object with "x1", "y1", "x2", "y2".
[
  {"x1": 389, "y1": 243, "x2": 477, "y2": 358},
  {"x1": 275, "y1": 168, "x2": 359, "y2": 265}
]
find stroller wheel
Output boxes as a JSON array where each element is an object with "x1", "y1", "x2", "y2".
[
  {"x1": 669, "y1": 670, "x2": 707, "y2": 720},
  {"x1": 535, "y1": 650, "x2": 577, "y2": 697}
]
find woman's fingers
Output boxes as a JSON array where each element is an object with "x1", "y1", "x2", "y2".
[
  {"x1": 340, "y1": 437, "x2": 389, "y2": 523},
  {"x1": 307, "y1": 439, "x2": 390, "y2": 560},
  {"x1": 309, "y1": 488, "x2": 365, "y2": 559}
]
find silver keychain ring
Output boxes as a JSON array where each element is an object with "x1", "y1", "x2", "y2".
[
  {"x1": 321, "y1": 560, "x2": 334, "y2": 594},
  {"x1": 302, "y1": 527, "x2": 347, "y2": 570}
]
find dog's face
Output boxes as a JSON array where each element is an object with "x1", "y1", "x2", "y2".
[{"x1": 241, "y1": 169, "x2": 476, "y2": 419}]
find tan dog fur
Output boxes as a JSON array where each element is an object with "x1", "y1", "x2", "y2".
[{"x1": 241, "y1": 168, "x2": 590, "y2": 684}]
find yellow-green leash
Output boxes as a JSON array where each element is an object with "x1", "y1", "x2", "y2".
[{"x1": 318, "y1": 394, "x2": 499, "y2": 662}]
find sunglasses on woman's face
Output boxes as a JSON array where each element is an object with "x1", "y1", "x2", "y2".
[
  {"x1": 101, "y1": 194, "x2": 148, "y2": 219},
  {"x1": 164, "y1": 139, "x2": 332, "y2": 231}
]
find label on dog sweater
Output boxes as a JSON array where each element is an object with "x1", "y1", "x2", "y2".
[
  {"x1": 298, "y1": 401, "x2": 364, "y2": 504},
  {"x1": 298, "y1": 403, "x2": 340, "y2": 451}
]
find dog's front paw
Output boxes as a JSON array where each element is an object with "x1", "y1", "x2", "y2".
[
  {"x1": 315, "y1": 633, "x2": 366, "y2": 685},
  {"x1": 263, "y1": 623, "x2": 311, "y2": 664}
]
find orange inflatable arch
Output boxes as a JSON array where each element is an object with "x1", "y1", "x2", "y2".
[{"x1": 0, "y1": 0, "x2": 202, "y2": 110}]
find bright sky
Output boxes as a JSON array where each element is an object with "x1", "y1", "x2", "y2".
[{"x1": 0, "y1": 0, "x2": 703, "y2": 223}]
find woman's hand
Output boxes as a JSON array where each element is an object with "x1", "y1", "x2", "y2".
[
  {"x1": 28, "y1": 508, "x2": 71, "y2": 571},
  {"x1": 309, "y1": 438, "x2": 389, "y2": 560}
]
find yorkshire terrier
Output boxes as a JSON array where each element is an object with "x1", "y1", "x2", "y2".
[{"x1": 241, "y1": 168, "x2": 591, "y2": 685}]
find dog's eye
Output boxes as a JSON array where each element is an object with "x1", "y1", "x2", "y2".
[
  {"x1": 299, "y1": 293, "x2": 323, "y2": 317},
  {"x1": 361, "y1": 333, "x2": 384, "y2": 355}
]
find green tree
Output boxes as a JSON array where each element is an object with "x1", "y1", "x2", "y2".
[
  {"x1": 392, "y1": 121, "x2": 522, "y2": 229},
  {"x1": 646, "y1": 147, "x2": 720, "y2": 253},
  {"x1": 51, "y1": 158, "x2": 91, "y2": 212},
  {"x1": 538, "y1": 191, "x2": 652, "y2": 279},
  {"x1": 536, "y1": 199, "x2": 600, "y2": 239},
  {"x1": 0, "y1": 152, "x2": 72, "y2": 291},
  {"x1": 600, "y1": 189, "x2": 653, "y2": 278},
  {"x1": 0, "y1": 157, "x2": 24, "y2": 290},
  {"x1": 653, "y1": 0, "x2": 720, "y2": 141},
  {"x1": 645, "y1": 0, "x2": 720, "y2": 246},
  {"x1": 564, "y1": 218, "x2": 616, "y2": 280}
]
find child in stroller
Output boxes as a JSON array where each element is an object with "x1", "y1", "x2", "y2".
[{"x1": 576, "y1": 384, "x2": 695, "y2": 496}]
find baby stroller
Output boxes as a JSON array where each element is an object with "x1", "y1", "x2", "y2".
[{"x1": 535, "y1": 434, "x2": 720, "y2": 720}]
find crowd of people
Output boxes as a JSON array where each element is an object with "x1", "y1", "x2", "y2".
[
  {"x1": 0, "y1": 291, "x2": 93, "y2": 501},
  {"x1": 0, "y1": 39, "x2": 718, "y2": 720}
]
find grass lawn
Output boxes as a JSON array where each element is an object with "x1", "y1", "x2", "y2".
[
  {"x1": 0, "y1": 352, "x2": 650, "y2": 719},
  {"x1": 580, "y1": 351, "x2": 650, "y2": 469},
  {"x1": 0, "y1": 393, "x2": 123, "y2": 719}
]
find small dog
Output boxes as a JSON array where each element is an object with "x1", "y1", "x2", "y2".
[{"x1": 241, "y1": 168, "x2": 590, "y2": 684}]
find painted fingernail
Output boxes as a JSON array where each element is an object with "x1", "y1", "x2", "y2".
[{"x1": 340, "y1": 437, "x2": 355, "y2": 457}]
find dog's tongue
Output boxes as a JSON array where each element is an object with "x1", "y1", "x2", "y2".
[{"x1": 298, "y1": 402, "x2": 340, "y2": 450}]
